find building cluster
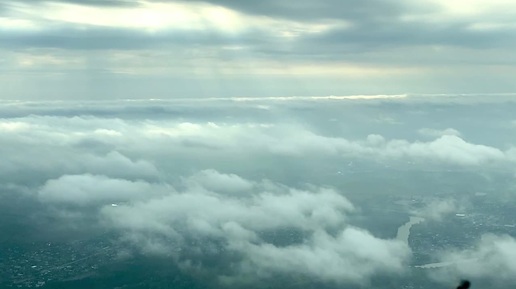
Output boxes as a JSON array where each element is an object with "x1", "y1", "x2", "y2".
[{"x1": 0, "y1": 238, "x2": 116, "y2": 288}]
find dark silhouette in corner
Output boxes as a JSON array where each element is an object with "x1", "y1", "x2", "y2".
[{"x1": 457, "y1": 280, "x2": 471, "y2": 289}]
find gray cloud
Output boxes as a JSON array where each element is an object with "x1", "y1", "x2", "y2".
[
  {"x1": 1, "y1": 0, "x2": 515, "y2": 55},
  {"x1": 302, "y1": 21, "x2": 516, "y2": 51},
  {"x1": 0, "y1": 0, "x2": 138, "y2": 10},
  {"x1": 181, "y1": 0, "x2": 417, "y2": 22},
  {"x1": 0, "y1": 26, "x2": 262, "y2": 50},
  {"x1": 1, "y1": 0, "x2": 516, "y2": 96}
]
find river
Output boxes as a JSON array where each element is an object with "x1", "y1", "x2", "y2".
[{"x1": 396, "y1": 216, "x2": 425, "y2": 245}]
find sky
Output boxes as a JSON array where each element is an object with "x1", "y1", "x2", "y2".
[{"x1": 2, "y1": 0, "x2": 516, "y2": 99}]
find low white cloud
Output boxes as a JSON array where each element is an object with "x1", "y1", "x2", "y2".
[
  {"x1": 38, "y1": 174, "x2": 169, "y2": 206},
  {"x1": 411, "y1": 199, "x2": 462, "y2": 221},
  {"x1": 435, "y1": 234, "x2": 516, "y2": 282},
  {"x1": 0, "y1": 116, "x2": 159, "y2": 181},
  {"x1": 241, "y1": 228, "x2": 409, "y2": 283},
  {"x1": 418, "y1": 128, "x2": 461, "y2": 138},
  {"x1": 374, "y1": 135, "x2": 505, "y2": 166},
  {"x1": 0, "y1": 114, "x2": 511, "y2": 184},
  {"x1": 99, "y1": 171, "x2": 410, "y2": 284},
  {"x1": 268, "y1": 131, "x2": 506, "y2": 166},
  {"x1": 186, "y1": 169, "x2": 254, "y2": 194},
  {"x1": 102, "y1": 181, "x2": 354, "y2": 239}
]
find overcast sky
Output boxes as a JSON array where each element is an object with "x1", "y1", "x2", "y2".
[{"x1": 1, "y1": 0, "x2": 516, "y2": 99}]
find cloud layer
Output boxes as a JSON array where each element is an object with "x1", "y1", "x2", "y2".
[
  {"x1": 1, "y1": 98, "x2": 516, "y2": 287},
  {"x1": 97, "y1": 171, "x2": 409, "y2": 284}
]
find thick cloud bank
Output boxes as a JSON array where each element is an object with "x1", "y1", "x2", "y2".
[
  {"x1": 32, "y1": 155, "x2": 412, "y2": 284},
  {"x1": 98, "y1": 170, "x2": 410, "y2": 284},
  {"x1": 0, "y1": 109, "x2": 513, "y2": 183}
]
